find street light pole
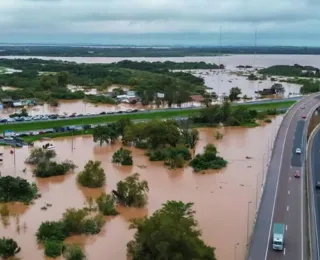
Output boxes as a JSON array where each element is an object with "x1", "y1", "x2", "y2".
[
  {"x1": 247, "y1": 201, "x2": 252, "y2": 246},
  {"x1": 256, "y1": 172, "x2": 260, "y2": 208},
  {"x1": 234, "y1": 242, "x2": 239, "y2": 260}
]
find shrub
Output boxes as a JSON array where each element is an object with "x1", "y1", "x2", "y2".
[
  {"x1": 44, "y1": 240, "x2": 64, "y2": 258},
  {"x1": 62, "y1": 208, "x2": 105, "y2": 235},
  {"x1": 36, "y1": 221, "x2": 67, "y2": 243},
  {"x1": 115, "y1": 173, "x2": 149, "y2": 207},
  {"x1": 189, "y1": 144, "x2": 228, "y2": 172},
  {"x1": 25, "y1": 148, "x2": 56, "y2": 165},
  {"x1": 112, "y1": 148, "x2": 133, "y2": 165},
  {"x1": 77, "y1": 160, "x2": 106, "y2": 188},
  {"x1": 34, "y1": 160, "x2": 76, "y2": 178},
  {"x1": 96, "y1": 193, "x2": 118, "y2": 216},
  {"x1": 0, "y1": 176, "x2": 38, "y2": 204},
  {"x1": 0, "y1": 237, "x2": 21, "y2": 259},
  {"x1": 63, "y1": 244, "x2": 86, "y2": 260}
]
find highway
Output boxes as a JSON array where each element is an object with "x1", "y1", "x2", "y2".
[
  {"x1": 248, "y1": 93, "x2": 320, "y2": 260},
  {"x1": 309, "y1": 123, "x2": 320, "y2": 259}
]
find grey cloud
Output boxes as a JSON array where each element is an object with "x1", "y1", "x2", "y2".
[{"x1": 1, "y1": 0, "x2": 320, "y2": 35}]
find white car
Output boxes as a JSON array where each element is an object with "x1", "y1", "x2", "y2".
[{"x1": 296, "y1": 148, "x2": 302, "y2": 154}]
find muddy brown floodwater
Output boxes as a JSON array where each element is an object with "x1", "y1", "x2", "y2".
[{"x1": 0, "y1": 116, "x2": 282, "y2": 260}]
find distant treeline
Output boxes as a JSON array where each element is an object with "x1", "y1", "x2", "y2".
[{"x1": 1, "y1": 46, "x2": 320, "y2": 57}]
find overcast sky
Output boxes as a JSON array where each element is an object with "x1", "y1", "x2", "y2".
[{"x1": 0, "y1": 0, "x2": 319, "y2": 46}]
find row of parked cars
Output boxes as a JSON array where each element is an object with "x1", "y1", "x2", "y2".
[{"x1": 0, "y1": 109, "x2": 142, "y2": 123}]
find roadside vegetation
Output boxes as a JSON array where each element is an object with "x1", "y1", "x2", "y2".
[
  {"x1": 0, "y1": 100, "x2": 293, "y2": 134},
  {"x1": 127, "y1": 200, "x2": 217, "y2": 260}
]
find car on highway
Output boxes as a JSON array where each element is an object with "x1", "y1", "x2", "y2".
[
  {"x1": 294, "y1": 170, "x2": 300, "y2": 178},
  {"x1": 302, "y1": 115, "x2": 307, "y2": 119},
  {"x1": 296, "y1": 148, "x2": 302, "y2": 154},
  {"x1": 316, "y1": 182, "x2": 320, "y2": 189},
  {"x1": 301, "y1": 106, "x2": 305, "y2": 109}
]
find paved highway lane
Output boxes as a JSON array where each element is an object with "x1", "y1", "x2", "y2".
[
  {"x1": 248, "y1": 93, "x2": 320, "y2": 260},
  {"x1": 310, "y1": 126, "x2": 320, "y2": 258}
]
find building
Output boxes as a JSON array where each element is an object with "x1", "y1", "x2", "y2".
[{"x1": 1, "y1": 98, "x2": 14, "y2": 108}]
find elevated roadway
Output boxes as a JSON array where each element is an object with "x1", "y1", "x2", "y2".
[{"x1": 248, "y1": 93, "x2": 320, "y2": 260}]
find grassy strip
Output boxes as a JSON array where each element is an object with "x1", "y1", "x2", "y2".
[{"x1": 1, "y1": 101, "x2": 295, "y2": 133}]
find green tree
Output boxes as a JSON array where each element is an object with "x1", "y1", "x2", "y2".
[
  {"x1": 96, "y1": 192, "x2": 118, "y2": 216},
  {"x1": 40, "y1": 74, "x2": 58, "y2": 90},
  {"x1": 189, "y1": 144, "x2": 227, "y2": 172},
  {"x1": 25, "y1": 148, "x2": 56, "y2": 165},
  {"x1": 127, "y1": 201, "x2": 216, "y2": 260},
  {"x1": 115, "y1": 173, "x2": 149, "y2": 207},
  {"x1": 34, "y1": 160, "x2": 76, "y2": 178},
  {"x1": 36, "y1": 221, "x2": 68, "y2": 243},
  {"x1": 112, "y1": 147, "x2": 133, "y2": 166},
  {"x1": 201, "y1": 93, "x2": 212, "y2": 107},
  {"x1": 63, "y1": 244, "x2": 86, "y2": 260},
  {"x1": 44, "y1": 240, "x2": 64, "y2": 258},
  {"x1": 0, "y1": 237, "x2": 21, "y2": 259},
  {"x1": 57, "y1": 71, "x2": 69, "y2": 88},
  {"x1": 0, "y1": 176, "x2": 37, "y2": 204},
  {"x1": 77, "y1": 160, "x2": 106, "y2": 188},
  {"x1": 93, "y1": 125, "x2": 119, "y2": 146},
  {"x1": 62, "y1": 208, "x2": 87, "y2": 234},
  {"x1": 229, "y1": 87, "x2": 242, "y2": 102}
]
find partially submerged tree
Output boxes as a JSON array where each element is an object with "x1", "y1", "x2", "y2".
[
  {"x1": 0, "y1": 176, "x2": 38, "y2": 204},
  {"x1": 25, "y1": 148, "x2": 56, "y2": 165},
  {"x1": 96, "y1": 192, "x2": 118, "y2": 216},
  {"x1": 34, "y1": 160, "x2": 76, "y2": 178},
  {"x1": 112, "y1": 147, "x2": 133, "y2": 166},
  {"x1": 189, "y1": 144, "x2": 227, "y2": 172},
  {"x1": 77, "y1": 160, "x2": 106, "y2": 188},
  {"x1": 127, "y1": 201, "x2": 216, "y2": 260},
  {"x1": 0, "y1": 237, "x2": 21, "y2": 259},
  {"x1": 114, "y1": 173, "x2": 149, "y2": 207},
  {"x1": 93, "y1": 125, "x2": 119, "y2": 146},
  {"x1": 63, "y1": 244, "x2": 86, "y2": 260},
  {"x1": 228, "y1": 87, "x2": 242, "y2": 102}
]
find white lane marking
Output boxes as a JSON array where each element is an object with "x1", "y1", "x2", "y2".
[
  {"x1": 286, "y1": 225, "x2": 288, "y2": 231},
  {"x1": 289, "y1": 177, "x2": 292, "y2": 181},
  {"x1": 264, "y1": 101, "x2": 301, "y2": 260},
  {"x1": 284, "y1": 248, "x2": 286, "y2": 255},
  {"x1": 287, "y1": 205, "x2": 289, "y2": 211},
  {"x1": 301, "y1": 102, "x2": 319, "y2": 260},
  {"x1": 290, "y1": 165, "x2": 292, "y2": 169},
  {"x1": 288, "y1": 190, "x2": 290, "y2": 195}
]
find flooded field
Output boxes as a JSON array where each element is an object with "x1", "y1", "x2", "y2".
[{"x1": 0, "y1": 115, "x2": 282, "y2": 260}]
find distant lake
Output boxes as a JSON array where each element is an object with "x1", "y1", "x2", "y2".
[{"x1": 1, "y1": 54, "x2": 320, "y2": 69}]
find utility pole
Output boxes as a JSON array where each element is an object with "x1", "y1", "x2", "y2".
[{"x1": 247, "y1": 201, "x2": 252, "y2": 246}]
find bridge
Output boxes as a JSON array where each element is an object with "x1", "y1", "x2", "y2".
[{"x1": 247, "y1": 93, "x2": 320, "y2": 260}]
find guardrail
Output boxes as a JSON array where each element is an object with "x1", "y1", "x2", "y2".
[{"x1": 306, "y1": 115, "x2": 320, "y2": 260}]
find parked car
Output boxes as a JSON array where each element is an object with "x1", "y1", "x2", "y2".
[
  {"x1": 83, "y1": 124, "x2": 91, "y2": 130},
  {"x1": 294, "y1": 170, "x2": 300, "y2": 178},
  {"x1": 302, "y1": 115, "x2": 307, "y2": 119},
  {"x1": 316, "y1": 182, "x2": 320, "y2": 189},
  {"x1": 296, "y1": 148, "x2": 302, "y2": 154},
  {"x1": 0, "y1": 119, "x2": 7, "y2": 123}
]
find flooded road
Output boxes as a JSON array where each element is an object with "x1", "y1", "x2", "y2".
[{"x1": 0, "y1": 116, "x2": 282, "y2": 260}]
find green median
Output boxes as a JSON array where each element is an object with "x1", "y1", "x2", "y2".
[{"x1": 1, "y1": 100, "x2": 296, "y2": 133}]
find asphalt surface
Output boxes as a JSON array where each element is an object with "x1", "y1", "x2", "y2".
[
  {"x1": 248, "y1": 93, "x2": 320, "y2": 260},
  {"x1": 310, "y1": 125, "x2": 320, "y2": 259}
]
